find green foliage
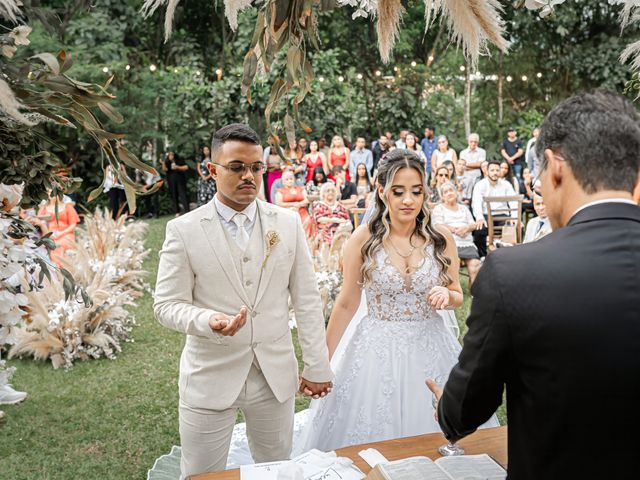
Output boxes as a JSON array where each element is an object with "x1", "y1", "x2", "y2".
[{"x1": 5, "y1": 0, "x2": 636, "y2": 212}]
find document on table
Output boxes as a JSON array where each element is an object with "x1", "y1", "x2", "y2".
[
  {"x1": 378, "y1": 457, "x2": 451, "y2": 480},
  {"x1": 435, "y1": 454, "x2": 506, "y2": 479},
  {"x1": 240, "y1": 449, "x2": 365, "y2": 480},
  {"x1": 376, "y1": 454, "x2": 506, "y2": 480}
]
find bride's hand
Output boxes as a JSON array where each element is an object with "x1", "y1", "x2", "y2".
[{"x1": 428, "y1": 286, "x2": 450, "y2": 310}]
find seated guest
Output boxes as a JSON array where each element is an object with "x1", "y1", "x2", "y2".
[
  {"x1": 429, "y1": 165, "x2": 451, "y2": 205},
  {"x1": 354, "y1": 162, "x2": 373, "y2": 207},
  {"x1": 521, "y1": 167, "x2": 535, "y2": 213},
  {"x1": 275, "y1": 170, "x2": 311, "y2": 236},
  {"x1": 499, "y1": 160, "x2": 520, "y2": 193},
  {"x1": 523, "y1": 193, "x2": 552, "y2": 243},
  {"x1": 441, "y1": 160, "x2": 457, "y2": 186},
  {"x1": 455, "y1": 158, "x2": 474, "y2": 205},
  {"x1": 332, "y1": 165, "x2": 358, "y2": 210},
  {"x1": 306, "y1": 166, "x2": 329, "y2": 202},
  {"x1": 432, "y1": 182, "x2": 482, "y2": 285},
  {"x1": 471, "y1": 160, "x2": 517, "y2": 257},
  {"x1": 38, "y1": 192, "x2": 81, "y2": 267},
  {"x1": 313, "y1": 183, "x2": 350, "y2": 245}
]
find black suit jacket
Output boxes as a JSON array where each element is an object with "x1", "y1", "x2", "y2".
[{"x1": 438, "y1": 202, "x2": 640, "y2": 480}]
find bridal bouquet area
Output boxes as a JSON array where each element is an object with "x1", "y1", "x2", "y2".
[{"x1": 8, "y1": 210, "x2": 149, "y2": 369}]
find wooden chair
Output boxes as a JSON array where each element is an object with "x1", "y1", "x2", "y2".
[
  {"x1": 350, "y1": 208, "x2": 367, "y2": 228},
  {"x1": 484, "y1": 195, "x2": 524, "y2": 247}
]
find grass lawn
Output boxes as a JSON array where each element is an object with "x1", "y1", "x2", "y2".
[{"x1": 1, "y1": 215, "x2": 505, "y2": 479}]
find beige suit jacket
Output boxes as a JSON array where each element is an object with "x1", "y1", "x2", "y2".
[{"x1": 154, "y1": 200, "x2": 333, "y2": 410}]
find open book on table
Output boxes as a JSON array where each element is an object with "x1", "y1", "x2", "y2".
[{"x1": 366, "y1": 454, "x2": 506, "y2": 480}]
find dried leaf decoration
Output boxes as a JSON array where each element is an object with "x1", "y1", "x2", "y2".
[{"x1": 376, "y1": 0, "x2": 405, "y2": 64}]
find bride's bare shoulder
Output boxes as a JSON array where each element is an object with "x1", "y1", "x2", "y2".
[{"x1": 349, "y1": 224, "x2": 371, "y2": 246}]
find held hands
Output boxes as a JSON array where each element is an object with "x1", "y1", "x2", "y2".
[
  {"x1": 299, "y1": 377, "x2": 333, "y2": 399},
  {"x1": 428, "y1": 286, "x2": 451, "y2": 310},
  {"x1": 208, "y1": 307, "x2": 248, "y2": 336}
]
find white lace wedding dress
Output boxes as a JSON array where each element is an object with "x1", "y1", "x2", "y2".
[{"x1": 224, "y1": 245, "x2": 499, "y2": 468}]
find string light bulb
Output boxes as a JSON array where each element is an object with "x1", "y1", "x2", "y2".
[
  {"x1": 102, "y1": 67, "x2": 109, "y2": 73},
  {"x1": 393, "y1": 66, "x2": 399, "y2": 72},
  {"x1": 125, "y1": 65, "x2": 131, "y2": 71},
  {"x1": 215, "y1": 68, "x2": 222, "y2": 76},
  {"x1": 149, "y1": 64, "x2": 157, "y2": 72},
  {"x1": 375, "y1": 70, "x2": 381, "y2": 77},
  {"x1": 522, "y1": 75, "x2": 528, "y2": 81},
  {"x1": 357, "y1": 73, "x2": 363, "y2": 80},
  {"x1": 460, "y1": 65, "x2": 466, "y2": 72},
  {"x1": 338, "y1": 75, "x2": 344, "y2": 82},
  {"x1": 411, "y1": 61, "x2": 417, "y2": 67},
  {"x1": 195, "y1": 70, "x2": 201, "y2": 76},
  {"x1": 173, "y1": 68, "x2": 178, "y2": 73},
  {"x1": 506, "y1": 75, "x2": 513, "y2": 82},
  {"x1": 536, "y1": 72, "x2": 542, "y2": 78},
  {"x1": 318, "y1": 76, "x2": 325, "y2": 82},
  {"x1": 428, "y1": 55, "x2": 434, "y2": 62}
]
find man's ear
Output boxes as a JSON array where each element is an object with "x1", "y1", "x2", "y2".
[
  {"x1": 207, "y1": 161, "x2": 217, "y2": 179},
  {"x1": 544, "y1": 149, "x2": 565, "y2": 189}
]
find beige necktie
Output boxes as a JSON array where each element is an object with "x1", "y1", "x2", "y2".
[{"x1": 232, "y1": 213, "x2": 250, "y2": 250}]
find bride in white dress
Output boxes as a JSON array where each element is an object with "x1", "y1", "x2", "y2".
[{"x1": 222, "y1": 150, "x2": 498, "y2": 468}]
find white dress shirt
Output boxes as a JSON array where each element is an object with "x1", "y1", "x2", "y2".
[
  {"x1": 214, "y1": 195, "x2": 258, "y2": 246},
  {"x1": 459, "y1": 147, "x2": 486, "y2": 179},
  {"x1": 471, "y1": 178, "x2": 517, "y2": 221},
  {"x1": 523, "y1": 216, "x2": 551, "y2": 243}
]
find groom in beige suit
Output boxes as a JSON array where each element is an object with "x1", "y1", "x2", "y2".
[{"x1": 154, "y1": 124, "x2": 333, "y2": 478}]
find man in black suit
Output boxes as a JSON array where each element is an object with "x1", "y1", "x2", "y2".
[{"x1": 428, "y1": 90, "x2": 640, "y2": 479}]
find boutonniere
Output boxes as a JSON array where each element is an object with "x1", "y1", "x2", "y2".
[{"x1": 262, "y1": 230, "x2": 281, "y2": 269}]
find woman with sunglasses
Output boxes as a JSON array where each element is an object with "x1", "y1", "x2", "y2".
[{"x1": 429, "y1": 166, "x2": 451, "y2": 205}]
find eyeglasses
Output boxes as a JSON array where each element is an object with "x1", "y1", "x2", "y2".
[
  {"x1": 213, "y1": 162, "x2": 266, "y2": 175},
  {"x1": 437, "y1": 173, "x2": 450, "y2": 178}
]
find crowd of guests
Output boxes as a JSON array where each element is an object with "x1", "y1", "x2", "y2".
[{"x1": 143, "y1": 126, "x2": 551, "y2": 273}]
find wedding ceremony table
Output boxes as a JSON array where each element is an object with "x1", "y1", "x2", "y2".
[{"x1": 191, "y1": 426, "x2": 508, "y2": 479}]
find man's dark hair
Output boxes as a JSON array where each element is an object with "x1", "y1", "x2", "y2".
[
  {"x1": 331, "y1": 165, "x2": 345, "y2": 176},
  {"x1": 211, "y1": 123, "x2": 261, "y2": 159},
  {"x1": 487, "y1": 160, "x2": 502, "y2": 169},
  {"x1": 425, "y1": 125, "x2": 435, "y2": 131},
  {"x1": 536, "y1": 90, "x2": 640, "y2": 194}
]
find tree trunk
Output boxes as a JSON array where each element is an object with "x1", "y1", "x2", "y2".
[
  {"x1": 498, "y1": 51, "x2": 504, "y2": 124},
  {"x1": 464, "y1": 59, "x2": 472, "y2": 138}
]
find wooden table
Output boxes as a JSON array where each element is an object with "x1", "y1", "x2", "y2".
[{"x1": 192, "y1": 426, "x2": 507, "y2": 479}]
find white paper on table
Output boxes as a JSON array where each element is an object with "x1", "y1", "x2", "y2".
[
  {"x1": 358, "y1": 448, "x2": 389, "y2": 468},
  {"x1": 240, "y1": 460, "x2": 286, "y2": 480},
  {"x1": 240, "y1": 450, "x2": 365, "y2": 480}
]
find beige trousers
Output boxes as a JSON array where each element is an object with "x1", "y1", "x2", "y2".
[{"x1": 179, "y1": 364, "x2": 295, "y2": 479}]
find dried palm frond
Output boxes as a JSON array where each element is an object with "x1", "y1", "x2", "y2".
[
  {"x1": 424, "y1": 0, "x2": 508, "y2": 68},
  {"x1": 0, "y1": 78, "x2": 36, "y2": 126},
  {"x1": 0, "y1": 0, "x2": 20, "y2": 22},
  {"x1": 621, "y1": 39, "x2": 640, "y2": 71},
  {"x1": 9, "y1": 209, "x2": 149, "y2": 369},
  {"x1": 376, "y1": 0, "x2": 405, "y2": 64}
]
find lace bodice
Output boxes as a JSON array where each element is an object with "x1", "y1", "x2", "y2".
[{"x1": 365, "y1": 246, "x2": 443, "y2": 322}]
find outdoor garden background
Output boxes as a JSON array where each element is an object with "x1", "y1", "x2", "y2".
[{"x1": 1, "y1": 0, "x2": 638, "y2": 478}]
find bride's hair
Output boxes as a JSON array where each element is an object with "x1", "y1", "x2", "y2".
[{"x1": 361, "y1": 149, "x2": 452, "y2": 287}]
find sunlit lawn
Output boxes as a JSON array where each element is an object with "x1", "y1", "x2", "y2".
[{"x1": 0, "y1": 215, "x2": 505, "y2": 479}]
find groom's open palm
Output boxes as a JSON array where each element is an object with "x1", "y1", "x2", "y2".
[{"x1": 208, "y1": 306, "x2": 248, "y2": 336}]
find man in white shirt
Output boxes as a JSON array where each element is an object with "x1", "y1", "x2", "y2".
[
  {"x1": 459, "y1": 133, "x2": 486, "y2": 181},
  {"x1": 523, "y1": 193, "x2": 552, "y2": 243},
  {"x1": 349, "y1": 137, "x2": 374, "y2": 178},
  {"x1": 471, "y1": 160, "x2": 517, "y2": 256}
]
